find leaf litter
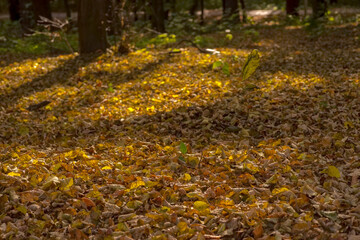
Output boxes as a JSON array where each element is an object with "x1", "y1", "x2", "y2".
[{"x1": 0, "y1": 21, "x2": 360, "y2": 239}]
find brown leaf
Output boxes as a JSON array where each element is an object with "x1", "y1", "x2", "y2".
[{"x1": 81, "y1": 197, "x2": 96, "y2": 208}]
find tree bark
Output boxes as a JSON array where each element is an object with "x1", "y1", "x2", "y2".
[
  {"x1": 32, "y1": 0, "x2": 52, "y2": 21},
  {"x1": 78, "y1": 0, "x2": 109, "y2": 54},
  {"x1": 286, "y1": 0, "x2": 300, "y2": 16},
  {"x1": 19, "y1": 0, "x2": 34, "y2": 34},
  {"x1": 200, "y1": 0, "x2": 204, "y2": 24},
  {"x1": 312, "y1": 0, "x2": 327, "y2": 18},
  {"x1": 239, "y1": 0, "x2": 246, "y2": 23},
  {"x1": 190, "y1": 0, "x2": 198, "y2": 16},
  {"x1": 8, "y1": 0, "x2": 20, "y2": 21},
  {"x1": 150, "y1": 0, "x2": 165, "y2": 32},
  {"x1": 222, "y1": 0, "x2": 239, "y2": 22},
  {"x1": 64, "y1": 0, "x2": 71, "y2": 19}
]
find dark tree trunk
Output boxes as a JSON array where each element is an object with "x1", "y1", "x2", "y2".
[
  {"x1": 19, "y1": 0, "x2": 34, "y2": 34},
  {"x1": 222, "y1": 0, "x2": 239, "y2": 22},
  {"x1": 171, "y1": 0, "x2": 176, "y2": 14},
  {"x1": 64, "y1": 0, "x2": 71, "y2": 19},
  {"x1": 150, "y1": 0, "x2": 165, "y2": 32},
  {"x1": 78, "y1": 0, "x2": 109, "y2": 54},
  {"x1": 286, "y1": 0, "x2": 300, "y2": 16},
  {"x1": 239, "y1": 0, "x2": 246, "y2": 23},
  {"x1": 133, "y1": 0, "x2": 138, "y2": 21},
  {"x1": 200, "y1": 0, "x2": 204, "y2": 24},
  {"x1": 190, "y1": 0, "x2": 198, "y2": 16},
  {"x1": 312, "y1": 0, "x2": 327, "y2": 18},
  {"x1": 32, "y1": 0, "x2": 52, "y2": 21},
  {"x1": 8, "y1": 0, "x2": 20, "y2": 21}
]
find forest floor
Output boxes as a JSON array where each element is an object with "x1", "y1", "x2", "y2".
[{"x1": 0, "y1": 11, "x2": 360, "y2": 240}]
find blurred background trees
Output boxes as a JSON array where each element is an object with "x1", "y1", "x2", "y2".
[{"x1": 0, "y1": 0, "x2": 359, "y2": 54}]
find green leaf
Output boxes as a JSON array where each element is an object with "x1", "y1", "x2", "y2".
[
  {"x1": 212, "y1": 60, "x2": 223, "y2": 70},
  {"x1": 327, "y1": 165, "x2": 341, "y2": 178},
  {"x1": 226, "y1": 34, "x2": 233, "y2": 41},
  {"x1": 170, "y1": 48, "x2": 181, "y2": 54},
  {"x1": 108, "y1": 83, "x2": 114, "y2": 93},
  {"x1": 179, "y1": 142, "x2": 187, "y2": 154},
  {"x1": 321, "y1": 211, "x2": 338, "y2": 221},
  {"x1": 222, "y1": 62, "x2": 230, "y2": 76},
  {"x1": 158, "y1": 33, "x2": 168, "y2": 38},
  {"x1": 241, "y1": 49, "x2": 260, "y2": 80},
  {"x1": 178, "y1": 156, "x2": 186, "y2": 162}
]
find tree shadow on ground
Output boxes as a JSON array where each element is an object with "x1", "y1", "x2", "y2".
[
  {"x1": 219, "y1": 24, "x2": 359, "y2": 79},
  {"x1": 256, "y1": 25, "x2": 360, "y2": 78},
  {"x1": 0, "y1": 52, "x2": 72, "y2": 68},
  {"x1": 0, "y1": 54, "x2": 99, "y2": 108}
]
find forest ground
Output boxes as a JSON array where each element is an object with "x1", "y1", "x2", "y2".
[{"x1": 0, "y1": 9, "x2": 360, "y2": 240}]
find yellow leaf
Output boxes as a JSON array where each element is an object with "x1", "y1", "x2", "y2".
[
  {"x1": 327, "y1": 165, "x2": 340, "y2": 178},
  {"x1": 102, "y1": 166, "x2": 112, "y2": 170},
  {"x1": 215, "y1": 147, "x2": 222, "y2": 155},
  {"x1": 8, "y1": 172, "x2": 21, "y2": 177},
  {"x1": 186, "y1": 192, "x2": 202, "y2": 199},
  {"x1": 126, "y1": 200, "x2": 143, "y2": 209},
  {"x1": 62, "y1": 177, "x2": 73, "y2": 191},
  {"x1": 241, "y1": 49, "x2": 260, "y2": 80},
  {"x1": 344, "y1": 121, "x2": 354, "y2": 129},
  {"x1": 184, "y1": 173, "x2": 191, "y2": 182},
  {"x1": 187, "y1": 156, "x2": 199, "y2": 168},
  {"x1": 220, "y1": 199, "x2": 234, "y2": 206},
  {"x1": 272, "y1": 187, "x2": 289, "y2": 195},
  {"x1": 272, "y1": 139, "x2": 281, "y2": 146},
  {"x1": 130, "y1": 180, "x2": 145, "y2": 190},
  {"x1": 177, "y1": 221, "x2": 188, "y2": 233},
  {"x1": 164, "y1": 146, "x2": 173, "y2": 153},
  {"x1": 304, "y1": 212, "x2": 313, "y2": 222},
  {"x1": 127, "y1": 107, "x2": 135, "y2": 112},
  {"x1": 16, "y1": 205, "x2": 27, "y2": 214},
  {"x1": 243, "y1": 162, "x2": 259, "y2": 173},
  {"x1": 117, "y1": 222, "x2": 129, "y2": 231},
  {"x1": 194, "y1": 201, "x2": 209, "y2": 211}
]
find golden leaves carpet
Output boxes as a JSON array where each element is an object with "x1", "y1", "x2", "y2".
[{"x1": 0, "y1": 22, "x2": 360, "y2": 239}]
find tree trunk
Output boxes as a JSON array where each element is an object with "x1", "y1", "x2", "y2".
[
  {"x1": 8, "y1": 0, "x2": 20, "y2": 21},
  {"x1": 190, "y1": 0, "x2": 198, "y2": 16},
  {"x1": 312, "y1": 0, "x2": 327, "y2": 18},
  {"x1": 19, "y1": 0, "x2": 34, "y2": 34},
  {"x1": 200, "y1": 0, "x2": 204, "y2": 24},
  {"x1": 150, "y1": 0, "x2": 165, "y2": 32},
  {"x1": 64, "y1": 0, "x2": 71, "y2": 19},
  {"x1": 222, "y1": 0, "x2": 239, "y2": 22},
  {"x1": 32, "y1": 0, "x2": 52, "y2": 21},
  {"x1": 239, "y1": 0, "x2": 246, "y2": 23},
  {"x1": 286, "y1": 0, "x2": 300, "y2": 16},
  {"x1": 133, "y1": 0, "x2": 138, "y2": 21},
  {"x1": 78, "y1": 0, "x2": 109, "y2": 54},
  {"x1": 171, "y1": 0, "x2": 176, "y2": 14}
]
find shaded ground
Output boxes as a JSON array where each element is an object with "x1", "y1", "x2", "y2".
[{"x1": 0, "y1": 13, "x2": 360, "y2": 240}]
